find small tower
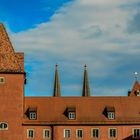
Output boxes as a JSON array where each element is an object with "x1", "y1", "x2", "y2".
[
  {"x1": 128, "y1": 72, "x2": 140, "y2": 96},
  {"x1": 0, "y1": 23, "x2": 25, "y2": 140},
  {"x1": 53, "y1": 64, "x2": 61, "y2": 96},
  {"x1": 129, "y1": 80, "x2": 140, "y2": 96},
  {"x1": 82, "y1": 64, "x2": 90, "y2": 96}
]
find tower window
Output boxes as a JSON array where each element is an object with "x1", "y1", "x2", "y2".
[
  {"x1": 109, "y1": 128, "x2": 117, "y2": 138},
  {"x1": 0, "y1": 122, "x2": 8, "y2": 130},
  {"x1": 91, "y1": 128, "x2": 99, "y2": 138},
  {"x1": 132, "y1": 128, "x2": 140, "y2": 138},
  {"x1": 135, "y1": 90, "x2": 140, "y2": 96},
  {"x1": 0, "y1": 77, "x2": 5, "y2": 84},
  {"x1": 76, "y1": 129, "x2": 83, "y2": 138},
  {"x1": 64, "y1": 129, "x2": 71, "y2": 138},
  {"x1": 43, "y1": 129, "x2": 50, "y2": 139},
  {"x1": 27, "y1": 129, "x2": 34, "y2": 138}
]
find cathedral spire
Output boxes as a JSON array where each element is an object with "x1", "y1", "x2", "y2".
[
  {"x1": 53, "y1": 64, "x2": 61, "y2": 96},
  {"x1": 82, "y1": 64, "x2": 90, "y2": 96}
]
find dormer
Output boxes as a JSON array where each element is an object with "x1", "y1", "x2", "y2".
[
  {"x1": 25, "y1": 107, "x2": 37, "y2": 120},
  {"x1": 104, "y1": 106, "x2": 115, "y2": 120},
  {"x1": 64, "y1": 107, "x2": 76, "y2": 120}
]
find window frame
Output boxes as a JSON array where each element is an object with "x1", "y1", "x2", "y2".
[
  {"x1": 27, "y1": 129, "x2": 34, "y2": 138},
  {"x1": 43, "y1": 129, "x2": 50, "y2": 139},
  {"x1": 107, "y1": 112, "x2": 115, "y2": 120},
  {"x1": 132, "y1": 128, "x2": 140, "y2": 138},
  {"x1": 0, "y1": 122, "x2": 8, "y2": 130},
  {"x1": 68, "y1": 112, "x2": 76, "y2": 120},
  {"x1": 29, "y1": 112, "x2": 37, "y2": 120},
  {"x1": 0, "y1": 77, "x2": 5, "y2": 84},
  {"x1": 91, "y1": 128, "x2": 100, "y2": 138},
  {"x1": 64, "y1": 129, "x2": 71, "y2": 138},
  {"x1": 108, "y1": 128, "x2": 117, "y2": 138},
  {"x1": 76, "y1": 129, "x2": 83, "y2": 139}
]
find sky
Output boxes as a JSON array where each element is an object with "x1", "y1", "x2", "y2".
[{"x1": 0, "y1": 0, "x2": 140, "y2": 96}]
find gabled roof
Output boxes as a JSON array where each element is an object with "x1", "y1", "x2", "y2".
[
  {"x1": 129, "y1": 80, "x2": 140, "y2": 96},
  {"x1": 0, "y1": 23, "x2": 24, "y2": 73},
  {"x1": 23, "y1": 96, "x2": 140, "y2": 125}
]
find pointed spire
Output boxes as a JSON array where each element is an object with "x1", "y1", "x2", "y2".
[
  {"x1": 0, "y1": 23, "x2": 23, "y2": 73},
  {"x1": 53, "y1": 64, "x2": 61, "y2": 96},
  {"x1": 129, "y1": 80, "x2": 140, "y2": 96},
  {"x1": 0, "y1": 23, "x2": 15, "y2": 53},
  {"x1": 82, "y1": 64, "x2": 90, "y2": 96}
]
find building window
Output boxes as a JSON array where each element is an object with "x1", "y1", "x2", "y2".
[
  {"x1": 108, "y1": 112, "x2": 115, "y2": 120},
  {"x1": 76, "y1": 129, "x2": 83, "y2": 138},
  {"x1": 0, "y1": 122, "x2": 8, "y2": 130},
  {"x1": 135, "y1": 90, "x2": 140, "y2": 96},
  {"x1": 43, "y1": 129, "x2": 50, "y2": 139},
  {"x1": 0, "y1": 77, "x2": 5, "y2": 84},
  {"x1": 91, "y1": 128, "x2": 99, "y2": 138},
  {"x1": 29, "y1": 112, "x2": 37, "y2": 120},
  {"x1": 68, "y1": 112, "x2": 76, "y2": 120},
  {"x1": 132, "y1": 128, "x2": 140, "y2": 138},
  {"x1": 27, "y1": 129, "x2": 34, "y2": 138},
  {"x1": 64, "y1": 129, "x2": 71, "y2": 138},
  {"x1": 109, "y1": 128, "x2": 117, "y2": 138}
]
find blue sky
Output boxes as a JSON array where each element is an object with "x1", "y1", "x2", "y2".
[
  {"x1": 0, "y1": 0, "x2": 73, "y2": 32},
  {"x1": 1, "y1": 0, "x2": 140, "y2": 96}
]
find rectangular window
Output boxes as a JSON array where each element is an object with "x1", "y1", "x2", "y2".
[
  {"x1": 76, "y1": 129, "x2": 83, "y2": 138},
  {"x1": 91, "y1": 128, "x2": 99, "y2": 138},
  {"x1": 43, "y1": 129, "x2": 50, "y2": 139},
  {"x1": 133, "y1": 128, "x2": 140, "y2": 138},
  {"x1": 64, "y1": 129, "x2": 71, "y2": 138},
  {"x1": 108, "y1": 112, "x2": 115, "y2": 120},
  {"x1": 29, "y1": 112, "x2": 37, "y2": 120},
  {"x1": 27, "y1": 129, "x2": 34, "y2": 138},
  {"x1": 109, "y1": 128, "x2": 117, "y2": 138},
  {"x1": 0, "y1": 77, "x2": 5, "y2": 84},
  {"x1": 68, "y1": 112, "x2": 76, "y2": 120}
]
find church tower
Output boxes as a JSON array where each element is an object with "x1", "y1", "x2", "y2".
[{"x1": 0, "y1": 23, "x2": 25, "y2": 140}]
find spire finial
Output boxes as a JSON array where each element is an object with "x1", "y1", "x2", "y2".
[
  {"x1": 82, "y1": 65, "x2": 90, "y2": 97},
  {"x1": 53, "y1": 64, "x2": 61, "y2": 97},
  {"x1": 134, "y1": 72, "x2": 138, "y2": 80}
]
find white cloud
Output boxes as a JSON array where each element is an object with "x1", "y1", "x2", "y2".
[{"x1": 10, "y1": 0, "x2": 140, "y2": 96}]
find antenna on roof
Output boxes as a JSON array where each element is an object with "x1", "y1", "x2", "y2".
[{"x1": 134, "y1": 72, "x2": 138, "y2": 80}]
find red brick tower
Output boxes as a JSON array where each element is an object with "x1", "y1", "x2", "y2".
[{"x1": 0, "y1": 24, "x2": 25, "y2": 140}]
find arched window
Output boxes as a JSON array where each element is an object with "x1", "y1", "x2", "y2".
[{"x1": 0, "y1": 122, "x2": 8, "y2": 130}]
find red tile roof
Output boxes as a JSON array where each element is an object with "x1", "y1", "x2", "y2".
[
  {"x1": 0, "y1": 24, "x2": 24, "y2": 73},
  {"x1": 24, "y1": 96, "x2": 140, "y2": 125}
]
